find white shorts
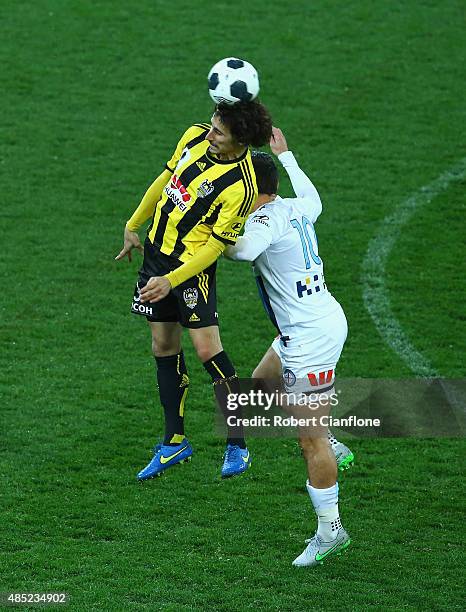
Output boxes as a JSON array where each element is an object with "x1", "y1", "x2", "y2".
[{"x1": 271, "y1": 306, "x2": 348, "y2": 394}]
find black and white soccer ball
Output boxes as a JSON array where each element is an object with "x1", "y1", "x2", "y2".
[{"x1": 208, "y1": 57, "x2": 260, "y2": 105}]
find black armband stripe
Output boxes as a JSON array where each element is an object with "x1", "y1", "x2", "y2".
[{"x1": 212, "y1": 231, "x2": 235, "y2": 245}]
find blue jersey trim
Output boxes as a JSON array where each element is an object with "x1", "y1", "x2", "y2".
[{"x1": 255, "y1": 275, "x2": 281, "y2": 334}]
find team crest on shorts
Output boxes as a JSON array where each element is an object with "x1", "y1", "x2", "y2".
[
  {"x1": 283, "y1": 369, "x2": 296, "y2": 387},
  {"x1": 197, "y1": 179, "x2": 214, "y2": 198},
  {"x1": 183, "y1": 287, "x2": 198, "y2": 309}
]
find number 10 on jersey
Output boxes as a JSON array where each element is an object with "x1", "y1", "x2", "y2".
[{"x1": 291, "y1": 216, "x2": 321, "y2": 270}]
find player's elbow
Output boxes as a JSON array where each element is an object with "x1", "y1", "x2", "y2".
[
  {"x1": 232, "y1": 250, "x2": 253, "y2": 262},
  {"x1": 226, "y1": 236, "x2": 257, "y2": 261}
]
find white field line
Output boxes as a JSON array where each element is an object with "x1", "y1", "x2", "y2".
[{"x1": 361, "y1": 157, "x2": 466, "y2": 377}]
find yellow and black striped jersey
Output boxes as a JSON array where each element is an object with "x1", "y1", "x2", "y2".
[{"x1": 147, "y1": 124, "x2": 257, "y2": 262}]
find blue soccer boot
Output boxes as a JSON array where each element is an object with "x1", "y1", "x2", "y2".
[
  {"x1": 221, "y1": 444, "x2": 251, "y2": 478},
  {"x1": 137, "y1": 439, "x2": 193, "y2": 481}
]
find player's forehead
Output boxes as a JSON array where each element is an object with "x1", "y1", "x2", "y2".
[{"x1": 210, "y1": 113, "x2": 230, "y2": 136}]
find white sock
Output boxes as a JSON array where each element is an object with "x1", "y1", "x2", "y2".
[{"x1": 306, "y1": 480, "x2": 341, "y2": 541}]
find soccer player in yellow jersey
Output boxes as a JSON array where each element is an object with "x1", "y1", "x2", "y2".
[{"x1": 116, "y1": 101, "x2": 272, "y2": 480}]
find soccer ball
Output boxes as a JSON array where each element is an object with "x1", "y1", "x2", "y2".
[{"x1": 208, "y1": 57, "x2": 260, "y2": 105}]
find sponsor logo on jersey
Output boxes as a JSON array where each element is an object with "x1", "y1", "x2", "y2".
[
  {"x1": 220, "y1": 220, "x2": 243, "y2": 239},
  {"x1": 197, "y1": 179, "x2": 214, "y2": 198},
  {"x1": 165, "y1": 174, "x2": 192, "y2": 212},
  {"x1": 283, "y1": 368, "x2": 296, "y2": 387},
  {"x1": 296, "y1": 274, "x2": 326, "y2": 298},
  {"x1": 251, "y1": 213, "x2": 270, "y2": 227},
  {"x1": 196, "y1": 161, "x2": 207, "y2": 171},
  {"x1": 221, "y1": 230, "x2": 239, "y2": 239},
  {"x1": 183, "y1": 287, "x2": 198, "y2": 309}
]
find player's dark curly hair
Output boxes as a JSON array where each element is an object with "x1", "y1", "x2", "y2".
[
  {"x1": 215, "y1": 101, "x2": 273, "y2": 148},
  {"x1": 251, "y1": 151, "x2": 279, "y2": 195}
]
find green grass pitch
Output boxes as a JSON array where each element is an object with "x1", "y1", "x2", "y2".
[{"x1": 1, "y1": 0, "x2": 465, "y2": 609}]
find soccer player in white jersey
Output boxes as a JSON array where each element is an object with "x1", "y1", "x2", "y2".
[{"x1": 225, "y1": 127, "x2": 352, "y2": 567}]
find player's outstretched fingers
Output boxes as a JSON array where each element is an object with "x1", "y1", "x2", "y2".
[{"x1": 115, "y1": 247, "x2": 131, "y2": 262}]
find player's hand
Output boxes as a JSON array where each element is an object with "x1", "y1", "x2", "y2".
[
  {"x1": 115, "y1": 226, "x2": 143, "y2": 262},
  {"x1": 140, "y1": 276, "x2": 172, "y2": 303},
  {"x1": 270, "y1": 126, "x2": 288, "y2": 156}
]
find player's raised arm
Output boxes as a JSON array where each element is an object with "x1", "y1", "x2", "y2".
[
  {"x1": 270, "y1": 127, "x2": 322, "y2": 219},
  {"x1": 224, "y1": 230, "x2": 273, "y2": 262}
]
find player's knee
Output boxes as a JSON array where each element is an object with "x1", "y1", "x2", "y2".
[
  {"x1": 151, "y1": 336, "x2": 180, "y2": 357},
  {"x1": 189, "y1": 326, "x2": 223, "y2": 363},
  {"x1": 299, "y1": 436, "x2": 327, "y2": 457},
  {"x1": 195, "y1": 342, "x2": 220, "y2": 363},
  {"x1": 192, "y1": 335, "x2": 222, "y2": 362}
]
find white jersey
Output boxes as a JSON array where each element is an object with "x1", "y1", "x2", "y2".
[{"x1": 225, "y1": 151, "x2": 342, "y2": 340}]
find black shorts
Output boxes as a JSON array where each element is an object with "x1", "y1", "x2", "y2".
[{"x1": 130, "y1": 238, "x2": 219, "y2": 328}]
